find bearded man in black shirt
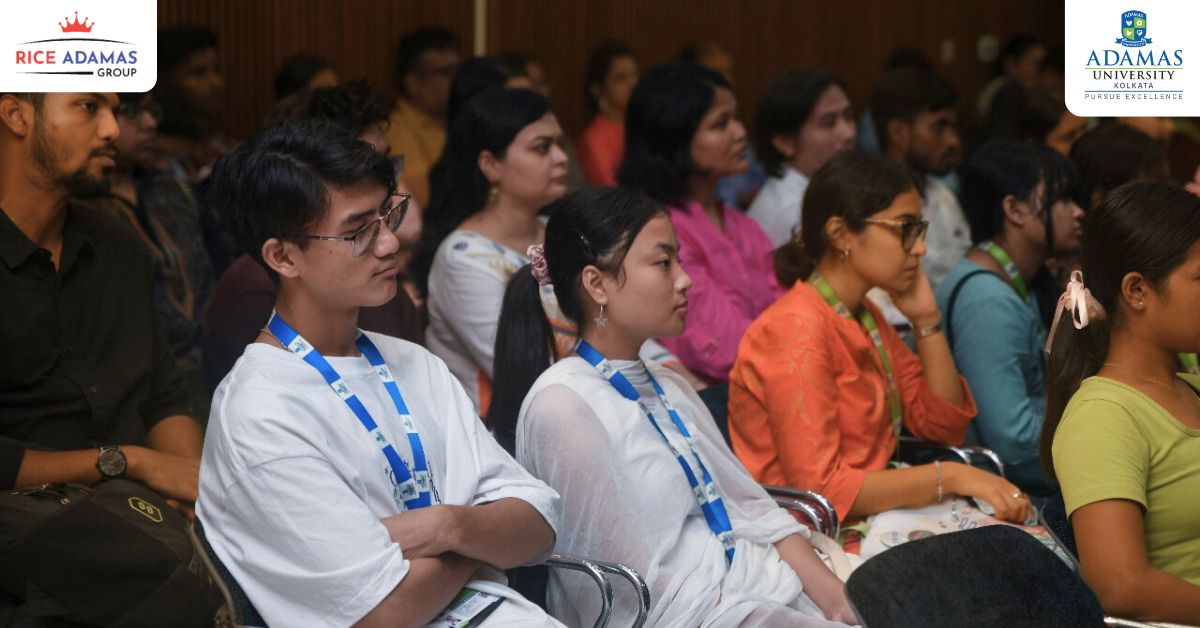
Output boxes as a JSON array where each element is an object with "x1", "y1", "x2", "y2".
[{"x1": 0, "y1": 92, "x2": 201, "y2": 513}]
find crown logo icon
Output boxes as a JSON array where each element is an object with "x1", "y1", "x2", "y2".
[{"x1": 59, "y1": 11, "x2": 94, "y2": 33}]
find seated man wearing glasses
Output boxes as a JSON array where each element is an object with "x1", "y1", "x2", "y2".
[
  {"x1": 197, "y1": 119, "x2": 562, "y2": 627},
  {"x1": 201, "y1": 80, "x2": 424, "y2": 397}
]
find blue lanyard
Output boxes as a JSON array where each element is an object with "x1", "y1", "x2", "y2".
[
  {"x1": 267, "y1": 311, "x2": 432, "y2": 511},
  {"x1": 574, "y1": 339, "x2": 736, "y2": 562}
]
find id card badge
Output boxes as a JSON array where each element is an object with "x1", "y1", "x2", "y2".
[{"x1": 425, "y1": 588, "x2": 505, "y2": 628}]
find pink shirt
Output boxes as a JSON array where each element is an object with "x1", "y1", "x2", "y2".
[{"x1": 660, "y1": 200, "x2": 782, "y2": 382}]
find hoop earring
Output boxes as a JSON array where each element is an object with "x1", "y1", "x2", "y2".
[{"x1": 594, "y1": 303, "x2": 608, "y2": 327}]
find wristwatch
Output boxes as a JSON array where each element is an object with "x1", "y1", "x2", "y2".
[{"x1": 96, "y1": 446, "x2": 128, "y2": 479}]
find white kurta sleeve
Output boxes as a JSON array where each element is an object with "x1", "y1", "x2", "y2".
[
  {"x1": 429, "y1": 248, "x2": 508, "y2": 379},
  {"x1": 656, "y1": 367, "x2": 810, "y2": 545},
  {"x1": 432, "y1": 354, "x2": 560, "y2": 546},
  {"x1": 517, "y1": 383, "x2": 699, "y2": 626}
]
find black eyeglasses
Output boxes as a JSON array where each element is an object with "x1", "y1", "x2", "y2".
[
  {"x1": 305, "y1": 192, "x2": 411, "y2": 258},
  {"x1": 862, "y1": 218, "x2": 930, "y2": 252}
]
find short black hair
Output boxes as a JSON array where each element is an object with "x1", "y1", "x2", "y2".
[
  {"x1": 493, "y1": 51, "x2": 536, "y2": 78},
  {"x1": 266, "y1": 79, "x2": 389, "y2": 138},
  {"x1": 995, "y1": 34, "x2": 1043, "y2": 77},
  {"x1": 158, "y1": 25, "x2": 217, "y2": 73},
  {"x1": 618, "y1": 63, "x2": 731, "y2": 206},
  {"x1": 755, "y1": 68, "x2": 848, "y2": 178},
  {"x1": 960, "y1": 140, "x2": 1078, "y2": 244},
  {"x1": 869, "y1": 67, "x2": 958, "y2": 152},
  {"x1": 1069, "y1": 123, "x2": 1168, "y2": 211},
  {"x1": 394, "y1": 28, "x2": 458, "y2": 90},
  {"x1": 274, "y1": 53, "x2": 336, "y2": 101},
  {"x1": 213, "y1": 118, "x2": 394, "y2": 281}
]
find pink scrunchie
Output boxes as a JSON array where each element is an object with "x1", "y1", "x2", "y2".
[
  {"x1": 527, "y1": 244, "x2": 551, "y2": 286},
  {"x1": 1045, "y1": 270, "x2": 1106, "y2": 355}
]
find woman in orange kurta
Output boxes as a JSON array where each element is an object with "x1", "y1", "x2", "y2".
[{"x1": 728, "y1": 151, "x2": 1033, "y2": 532}]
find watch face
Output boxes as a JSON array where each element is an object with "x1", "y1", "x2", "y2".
[{"x1": 98, "y1": 448, "x2": 127, "y2": 477}]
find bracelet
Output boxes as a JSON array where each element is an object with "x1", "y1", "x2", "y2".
[
  {"x1": 915, "y1": 316, "x2": 944, "y2": 339},
  {"x1": 934, "y1": 460, "x2": 943, "y2": 503}
]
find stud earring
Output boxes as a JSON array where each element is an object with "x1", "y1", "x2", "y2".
[
  {"x1": 594, "y1": 303, "x2": 608, "y2": 327},
  {"x1": 838, "y1": 248, "x2": 851, "y2": 261}
]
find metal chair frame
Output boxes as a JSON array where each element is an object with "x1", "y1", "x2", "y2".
[{"x1": 188, "y1": 521, "x2": 650, "y2": 628}]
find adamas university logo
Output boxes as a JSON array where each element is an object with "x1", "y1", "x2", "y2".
[{"x1": 1118, "y1": 10, "x2": 1150, "y2": 47}]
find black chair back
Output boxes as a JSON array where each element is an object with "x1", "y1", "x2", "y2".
[
  {"x1": 1040, "y1": 493, "x2": 1079, "y2": 564},
  {"x1": 845, "y1": 525, "x2": 1105, "y2": 628},
  {"x1": 192, "y1": 518, "x2": 268, "y2": 627}
]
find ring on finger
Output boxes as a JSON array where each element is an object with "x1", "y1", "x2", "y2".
[{"x1": 1011, "y1": 490, "x2": 1022, "y2": 500}]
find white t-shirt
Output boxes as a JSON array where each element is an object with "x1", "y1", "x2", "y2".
[
  {"x1": 748, "y1": 166, "x2": 810, "y2": 249},
  {"x1": 517, "y1": 357, "x2": 848, "y2": 628},
  {"x1": 921, "y1": 178, "x2": 971, "y2": 289},
  {"x1": 198, "y1": 333, "x2": 561, "y2": 627},
  {"x1": 426, "y1": 229, "x2": 679, "y2": 413}
]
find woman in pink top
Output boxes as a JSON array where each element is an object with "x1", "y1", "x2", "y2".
[
  {"x1": 619, "y1": 64, "x2": 781, "y2": 383},
  {"x1": 578, "y1": 40, "x2": 639, "y2": 187}
]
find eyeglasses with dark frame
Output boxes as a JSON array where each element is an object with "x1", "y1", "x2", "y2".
[
  {"x1": 862, "y1": 217, "x2": 930, "y2": 252},
  {"x1": 304, "y1": 191, "x2": 411, "y2": 258}
]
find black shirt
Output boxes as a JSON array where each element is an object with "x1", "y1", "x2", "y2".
[{"x1": 0, "y1": 204, "x2": 192, "y2": 488}]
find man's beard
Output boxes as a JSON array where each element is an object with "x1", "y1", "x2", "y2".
[
  {"x1": 31, "y1": 118, "x2": 113, "y2": 199},
  {"x1": 906, "y1": 148, "x2": 958, "y2": 178}
]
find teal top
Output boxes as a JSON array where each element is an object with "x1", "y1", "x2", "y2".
[{"x1": 936, "y1": 258, "x2": 1050, "y2": 494}]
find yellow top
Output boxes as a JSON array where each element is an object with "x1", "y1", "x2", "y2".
[
  {"x1": 384, "y1": 98, "x2": 445, "y2": 208},
  {"x1": 1054, "y1": 374, "x2": 1200, "y2": 585}
]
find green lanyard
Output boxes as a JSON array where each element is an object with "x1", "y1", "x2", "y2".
[
  {"x1": 809, "y1": 274, "x2": 904, "y2": 450},
  {"x1": 981, "y1": 240, "x2": 1046, "y2": 332},
  {"x1": 1180, "y1": 353, "x2": 1200, "y2": 376}
]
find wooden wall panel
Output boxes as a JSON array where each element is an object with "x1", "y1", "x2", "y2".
[
  {"x1": 486, "y1": 0, "x2": 1065, "y2": 139},
  {"x1": 157, "y1": 0, "x2": 476, "y2": 139},
  {"x1": 157, "y1": 0, "x2": 1064, "y2": 141}
]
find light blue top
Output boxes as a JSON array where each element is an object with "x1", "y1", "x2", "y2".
[{"x1": 936, "y1": 258, "x2": 1050, "y2": 494}]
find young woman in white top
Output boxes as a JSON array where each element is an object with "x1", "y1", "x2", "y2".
[
  {"x1": 418, "y1": 87, "x2": 700, "y2": 413},
  {"x1": 488, "y1": 187, "x2": 856, "y2": 627}
]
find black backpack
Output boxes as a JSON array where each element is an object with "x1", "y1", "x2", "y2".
[{"x1": 0, "y1": 480, "x2": 225, "y2": 627}]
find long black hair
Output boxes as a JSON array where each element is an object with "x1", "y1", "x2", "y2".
[
  {"x1": 486, "y1": 187, "x2": 665, "y2": 445},
  {"x1": 409, "y1": 87, "x2": 551, "y2": 294},
  {"x1": 773, "y1": 150, "x2": 918, "y2": 288},
  {"x1": 617, "y1": 63, "x2": 731, "y2": 206},
  {"x1": 1040, "y1": 181, "x2": 1200, "y2": 483}
]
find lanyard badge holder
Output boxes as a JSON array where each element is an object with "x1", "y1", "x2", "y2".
[
  {"x1": 981, "y1": 240, "x2": 1047, "y2": 332},
  {"x1": 575, "y1": 339, "x2": 737, "y2": 563},
  {"x1": 267, "y1": 311, "x2": 432, "y2": 510},
  {"x1": 810, "y1": 274, "x2": 904, "y2": 459},
  {"x1": 268, "y1": 312, "x2": 507, "y2": 622}
]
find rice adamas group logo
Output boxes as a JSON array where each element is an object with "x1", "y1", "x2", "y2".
[{"x1": 2, "y1": 1, "x2": 157, "y2": 92}]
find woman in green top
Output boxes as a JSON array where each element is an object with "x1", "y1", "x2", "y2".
[{"x1": 1041, "y1": 180, "x2": 1200, "y2": 623}]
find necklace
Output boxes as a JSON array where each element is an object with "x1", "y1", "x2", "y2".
[
  {"x1": 1104, "y1": 362, "x2": 1178, "y2": 392},
  {"x1": 1105, "y1": 363, "x2": 1200, "y2": 417}
]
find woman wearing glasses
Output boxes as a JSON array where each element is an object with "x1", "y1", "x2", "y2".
[{"x1": 728, "y1": 151, "x2": 1031, "y2": 544}]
